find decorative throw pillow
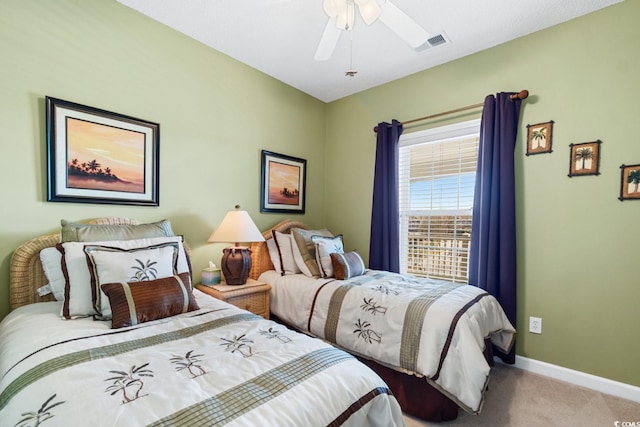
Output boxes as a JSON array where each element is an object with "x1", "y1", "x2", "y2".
[
  {"x1": 85, "y1": 242, "x2": 180, "y2": 319},
  {"x1": 101, "y1": 272, "x2": 199, "y2": 329},
  {"x1": 40, "y1": 247, "x2": 65, "y2": 301},
  {"x1": 331, "y1": 251, "x2": 366, "y2": 280},
  {"x1": 289, "y1": 237, "x2": 312, "y2": 277},
  {"x1": 265, "y1": 238, "x2": 282, "y2": 274},
  {"x1": 57, "y1": 235, "x2": 190, "y2": 319},
  {"x1": 291, "y1": 228, "x2": 333, "y2": 277},
  {"x1": 311, "y1": 235, "x2": 344, "y2": 278},
  {"x1": 60, "y1": 219, "x2": 174, "y2": 242},
  {"x1": 272, "y1": 230, "x2": 302, "y2": 275}
]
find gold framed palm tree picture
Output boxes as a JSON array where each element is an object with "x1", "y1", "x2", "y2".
[
  {"x1": 568, "y1": 140, "x2": 602, "y2": 177},
  {"x1": 526, "y1": 121, "x2": 553, "y2": 155},
  {"x1": 618, "y1": 164, "x2": 640, "y2": 201}
]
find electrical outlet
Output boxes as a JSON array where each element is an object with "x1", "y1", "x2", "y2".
[{"x1": 529, "y1": 316, "x2": 542, "y2": 334}]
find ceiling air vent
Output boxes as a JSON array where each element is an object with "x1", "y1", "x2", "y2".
[
  {"x1": 415, "y1": 32, "x2": 450, "y2": 52},
  {"x1": 427, "y1": 34, "x2": 447, "y2": 47}
]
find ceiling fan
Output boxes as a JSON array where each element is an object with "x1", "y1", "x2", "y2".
[{"x1": 315, "y1": 0, "x2": 430, "y2": 61}]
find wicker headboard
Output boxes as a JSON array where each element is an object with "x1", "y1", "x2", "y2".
[
  {"x1": 249, "y1": 219, "x2": 310, "y2": 280},
  {"x1": 10, "y1": 217, "x2": 304, "y2": 310},
  {"x1": 9, "y1": 217, "x2": 142, "y2": 310}
]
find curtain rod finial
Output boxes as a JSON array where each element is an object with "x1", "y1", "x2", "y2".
[{"x1": 511, "y1": 90, "x2": 529, "y2": 100}]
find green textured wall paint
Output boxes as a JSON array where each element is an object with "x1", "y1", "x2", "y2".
[
  {"x1": 0, "y1": 0, "x2": 325, "y2": 319},
  {"x1": 325, "y1": 1, "x2": 640, "y2": 387},
  {"x1": 1, "y1": 0, "x2": 638, "y2": 392}
]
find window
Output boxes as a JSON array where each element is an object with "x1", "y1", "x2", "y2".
[{"x1": 398, "y1": 119, "x2": 480, "y2": 283}]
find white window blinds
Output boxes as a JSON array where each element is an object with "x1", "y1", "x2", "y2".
[{"x1": 398, "y1": 119, "x2": 480, "y2": 283}]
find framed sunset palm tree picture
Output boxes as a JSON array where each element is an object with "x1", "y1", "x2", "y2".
[
  {"x1": 568, "y1": 140, "x2": 602, "y2": 177},
  {"x1": 619, "y1": 164, "x2": 640, "y2": 201},
  {"x1": 46, "y1": 97, "x2": 159, "y2": 206},
  {"x1": 260, "y1": 150, "x2": 306, "y2": 213}
]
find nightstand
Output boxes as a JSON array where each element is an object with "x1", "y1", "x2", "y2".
[{"x1": 196, "y1": 279, "x2": 271, "y2": 319}]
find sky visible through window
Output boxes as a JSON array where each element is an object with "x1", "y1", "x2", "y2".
[{"x1": 409, "y1": 173, "x2": 475, "y2": 210}]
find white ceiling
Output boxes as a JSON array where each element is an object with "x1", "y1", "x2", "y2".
[{"x1": 116, "y1": 0, "x2": 622, "y2": 103}]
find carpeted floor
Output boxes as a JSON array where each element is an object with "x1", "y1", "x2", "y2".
[{"x1": 403, "y1": 363, "x2": 639, "y2": 427}]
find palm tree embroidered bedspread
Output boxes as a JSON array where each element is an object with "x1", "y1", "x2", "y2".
[
  {"x1": 0, "y1": 292, "x2": 404, "y2": 427},
  {"x1": 260, "y1": 270, "x2": 516, "y2": 415}
]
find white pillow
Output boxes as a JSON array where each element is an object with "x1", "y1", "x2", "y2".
[
  {"x1": 85, "y1": 242, "x2": 180, "y2": 319},
  {"x1": 265, "y1": 238, "x2": 282, "y2": 274},
  {"x1": 272, "y1": 231, "x2": 302, "y2": 275},
  {"x1": 59, "y1": 236, "x2": 190, "y2": 319},
  {"x1": 312, "y1": 235, "x2": 344, "y2": 278},
  {"x1": 40, "y1": 247, "x2": 65, "y2": 301}
]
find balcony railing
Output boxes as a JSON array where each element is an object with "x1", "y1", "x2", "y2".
[{"x1": 405, "y1": 215, "x2": 471, "y2": 283}]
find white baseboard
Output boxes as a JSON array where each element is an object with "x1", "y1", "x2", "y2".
[{"x1": 496, "y1": 355, "x2": 640, "y2": 403}]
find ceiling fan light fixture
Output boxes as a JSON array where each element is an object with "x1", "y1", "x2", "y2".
[
  {"x1": 335, "y1": 1, "x2": 355, "y2": 30},
  {"x1": 327, "y1": 0, "x2": 379, "y2": 31},
  {"x1": 323, "y1": 0, "x2": 340, "y2": 18},
  {"x1": 355, "y1": 0, "x2": 380, "y2": 25},
  {"x1": 316, "y1": 0, "x2": 427, "y2": 62}
]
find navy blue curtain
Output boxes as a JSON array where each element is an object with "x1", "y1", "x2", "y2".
[
  {"x1": 469, "y1": 93, "x2": 522, "y2": 364},
  {"x1": 369, "y1": 120, "x2": 403, "y2": 272}
]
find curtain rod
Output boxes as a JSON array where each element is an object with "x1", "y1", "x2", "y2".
[{"x1": 373, "y1": 89, "x2": 529, "y2": 133}]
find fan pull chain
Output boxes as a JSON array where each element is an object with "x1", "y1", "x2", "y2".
[{"x1": 345, "y1": 33, "x2": 358, "y2": 77}]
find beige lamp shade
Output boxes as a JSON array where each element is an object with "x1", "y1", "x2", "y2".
[{"x1": 208, "y1": 206, "x2": 265, "y2": 245}]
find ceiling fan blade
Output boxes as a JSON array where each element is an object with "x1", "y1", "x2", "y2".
[
  {"x1": 378, "y1": 0, "x2": 429, "y2": 48},
  {"x1": 314, "y1": 17, "x2": 342, "y2": 61}
]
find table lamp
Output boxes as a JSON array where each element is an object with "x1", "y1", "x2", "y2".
[{"x1": 208, "y1": 205, "x2": 265, "y2": 285}]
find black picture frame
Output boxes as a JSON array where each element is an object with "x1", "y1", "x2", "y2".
[
  {"x1": 260, "y1": 150, "x2": 306, "y2": 214},
  {"x1": 46, "y1": 96, "x2": 160, "y2": 206}
]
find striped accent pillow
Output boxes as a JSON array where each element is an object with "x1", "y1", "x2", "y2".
[
  {"x1": 330, "y1": 251, "x2": 366, "y2": 280},
  {"x1": 291, "y1": 228, "x2": 333, "y2": 277},
  {"x1": 101, "y1": 272, "x2": 199, "y2": 329},
  {"x1": 272, "y1": 230, "x2": 301, "y2": 275}
]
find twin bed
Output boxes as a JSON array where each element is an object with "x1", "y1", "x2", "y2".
[
  {"x1": 250, "y1": 220, "x2": 516, "y2": 421},
  {"x1": 0, "y1": 218, "x2": 403, "y2": 426},
  {"x1": 1, "y1": 217, "x2": 515, "y2": 426}
]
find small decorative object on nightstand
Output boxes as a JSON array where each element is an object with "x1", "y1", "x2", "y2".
[
  {"x1": 201, "y1": 261, "x2": 221, "y2": 285},
  {"x1": 196, "y1": 279, "x2": 271, "y2": 319}
]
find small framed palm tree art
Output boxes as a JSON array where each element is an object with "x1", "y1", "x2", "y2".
[
  {"x1": 618, "y1": 164, "x2": 640, "y2": 201},
  {"x1": 526, "y1": 121, "x2": 554, "y2": 155},
  {"x1": 568, "y1": 140, "x2": 602, "y2": 177}
]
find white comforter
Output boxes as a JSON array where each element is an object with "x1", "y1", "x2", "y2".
[
  {"x1": 0, "y1": 290, "x2": 404, "y2": 427},
  {"x1": 260, "y1": 270, "x2": 516, "y2": 414}
]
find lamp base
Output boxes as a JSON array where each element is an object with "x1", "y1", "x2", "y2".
[{"x1": 221, "y1": 246, "x2": 252, "y2": 285}]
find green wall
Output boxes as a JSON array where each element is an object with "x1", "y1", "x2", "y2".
[
  {"x1": 1, "y1": 0, "x2": 638, "y2": 390},
  {"x1": 0, "y1": 0, "x2": 326, "y2": 319},
  {"x1": 325, "y1": 1, "x2": 640, "y2": 387}
]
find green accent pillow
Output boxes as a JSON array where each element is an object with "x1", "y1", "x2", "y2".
[
  {"x1": 291, "y1": 228, "x2": 333, "y2": 277},
  {"x1": 61, "y1": 219, "x2": 174, "y2": 242}
]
